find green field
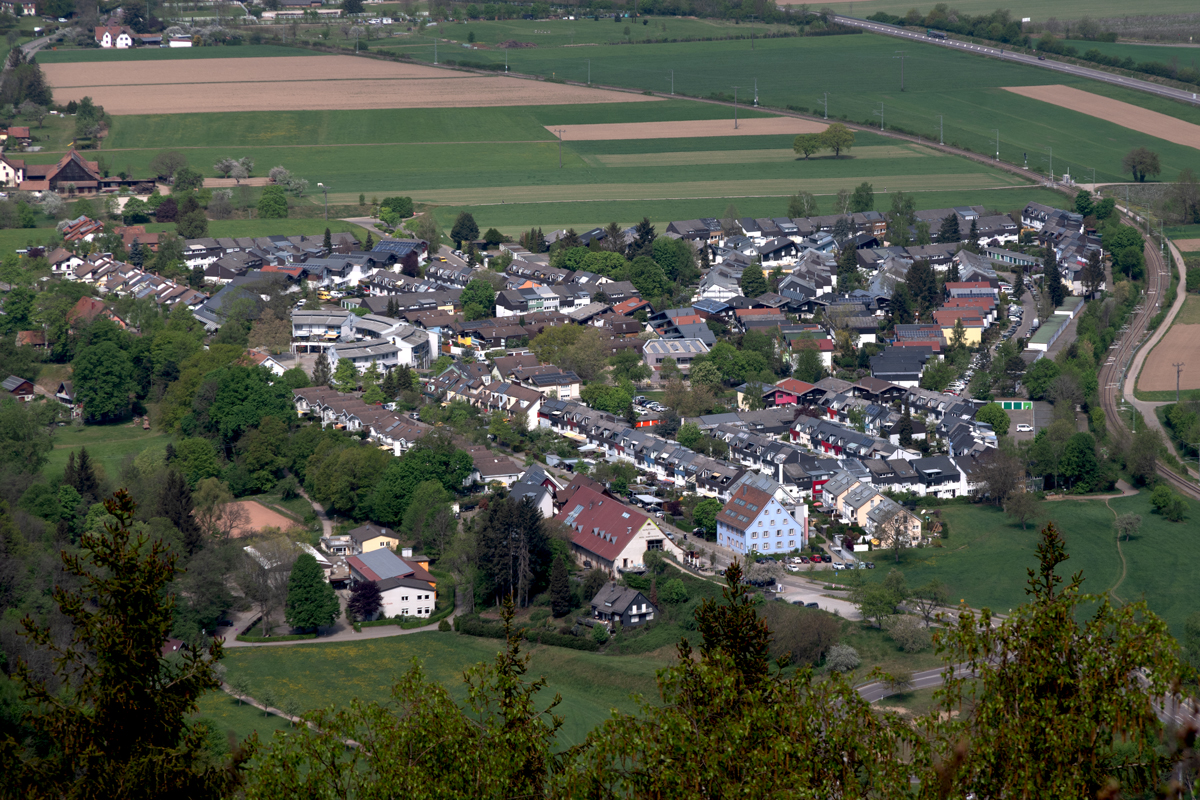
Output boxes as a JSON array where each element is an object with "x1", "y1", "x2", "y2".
[
  {"x1": 219, "y1": 631, "x2": 665, "y2": 747},
  {"x1": 1058, "y1": 39, "x2": 1200, "y2": 67},
  {"x1": 425, "y1": 15, "x2": 794, "y2": 49},
  {"x1": 378, "y1": 32, "x2": 1200, "y2": 182},
  {"x1": 427, "y1": 186, "x2": 1067, "y2": 238},
  {"x1": 45, "y1": 424, "x2": 171, "y2": 485},
  {"x1": 830, "y1": 493, "x2": 1198, "y2": 636},
  {"x1": 36, "y1": 44, "x2": 317, "y2": 63},
  {"x1": 813, "y1": 0, "x2": 1200, "y2": 17}
]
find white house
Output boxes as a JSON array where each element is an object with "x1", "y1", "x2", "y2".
[
  {"x1": 716, "y1": 474, "x2": 809, "y2": 556},
  {"x1": 555, "y1": 485, "x2": 684, "y2": 574},
  {"x1": 345, "y1": 548, "x2": 437, "y2": 620},
  {"x1": 95, "y1": 26, "x2": 134, "y2": 48}
]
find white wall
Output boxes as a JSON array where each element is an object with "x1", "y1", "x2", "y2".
[{"x1": 379, "y1": 586, "x2": 436, "y2": 619}]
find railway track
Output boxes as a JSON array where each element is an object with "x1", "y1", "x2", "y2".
[{"x1": 1097, "y1": 213, "x2": 1200, "y2": 500}]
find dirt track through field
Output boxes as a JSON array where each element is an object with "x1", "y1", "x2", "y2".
[
  {"x1": 1003, "y1": 84, "x2": 1200, "y2": 150},
  {"x1": 1139, "y1": 324, "x2": 1200, "y2": 391},
  {"x1": 549, "y1": 117, "x2": 827, "y2": 140},
  {"x1": 41, "y1": 55, "x2": 659, "y2": 114}
]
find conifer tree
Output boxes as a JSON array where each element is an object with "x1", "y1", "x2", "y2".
[
  {"x1": 74, "y1": 446, "x2": 100, "y2": 505},
  {"x1": 323, "y1": 227, "x2": 332, "y2": 252},
  {"x1": 549, "y1": 555, "x2": 571, "y2": 617},
  {"x1": 158, "y1": 469, "x2": 203, "y2": 555},
  {"x1": 285, "y1": 553, "x2": 341, "y2": 631},
  {"x1": 312, "y1": 355, "x2": 332, "y2": 388}
]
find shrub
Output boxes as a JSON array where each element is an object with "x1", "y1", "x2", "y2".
[
  {"x1": 825, "y1": 643, "x2": 860, "y2": 672},
  {"x1": 884, "y1": 614, "x2": 932, "y2": 653},
  {"x1": 592, "y1": 623, "x2": 609, "y2": 644},
  {"x1": 437, "y1": 619, "x2": 451, "y2": 632},
  {"x1": 530, "y1": 608, "x2": 550, "y2": 623},
  {"x1": 660, "y1": 578, "x2": 688, "y2": 605}
]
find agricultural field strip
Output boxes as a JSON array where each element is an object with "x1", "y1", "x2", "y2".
[
  {"x1": 40, "y1": 56, "x2": 455, "y2": 85},
  {"x1": 399, "y1": 173, "x2": 1030, "y2": 204},
  {"x1": 1138, "y1": 325, "x2": 1200, "y2": 391},
  {"x1": 549, "y1": 117, "x2": 824, "y2": 140},
  {"x1": 48, "y1": 78, "x2": 661, "y2": 114},
  {"x1": 1003, "y1": 85, "x2": 1200, "y2": 151},
  {"x1": 586, "y1": 145, "x2": 932, "y2": 167}
]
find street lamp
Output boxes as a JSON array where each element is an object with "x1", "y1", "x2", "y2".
[{"x1": 317, "y1": 182, "x2": 328, "y2": 220}]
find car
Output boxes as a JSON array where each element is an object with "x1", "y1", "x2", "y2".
[
  {"x1": 821, "y1": 554, "x2": 832, "y2": 563},
  {"x1": 799, "y1": 556, "x2": 810, "y2": 564},
  {"x1": 1016, "y1": 423, "x2": 1033, "y2": 432},
  {"x1": 805, "y1": 601, "x2": 820, "y2": 609},
  {"x1": 831, "y1": 562, "x2": 845, "y2": 570},
  {"x1": 865, "y1": 562, "x2": 875, "y2": 569},
  {"x1": 1038, "y1": 54, "x2": 1046, "y2": 60},
  {"x1": 633, "y1": 396, "x2": 646, "y2": 404},
  {"x1": 692, "y1": 527, "x2": 706, "y2": 536}
]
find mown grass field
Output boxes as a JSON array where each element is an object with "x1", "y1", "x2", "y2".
[
  {"x1": 380, "y1": 32, "x2": 1200, "y2": 181},
  {"x1": 219, "y1": 631, "x2": 666, "y2": 747},
  {"x1": 827, "y1": 492, "x2": 1198, "y2": 636},
  {"x1": 424, "y1": 15, "x2": 794, "y2": 49},
  {"x1": 44, "y1": 424, "x2": 171, "y2": 485}
]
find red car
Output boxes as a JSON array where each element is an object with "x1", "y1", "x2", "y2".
[{"x1": 799, "y1": 556, "x2": 810, "y2": 564}]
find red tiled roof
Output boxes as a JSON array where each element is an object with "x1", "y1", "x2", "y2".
[
  {"x1": 775, "y1": 378, "x2": 815, "y2": 395},
  {"x1": 66, "y1": 296, "x2": 106, "y2": 325},
  {"x1": 718, "y1": 483, "x2": 773, "y2": 532},
  {"x1": 556, "y1": 486, "x2": 651, "y2": 563}
]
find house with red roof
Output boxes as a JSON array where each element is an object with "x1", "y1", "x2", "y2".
[
  {"x1": 555, "y1": 485, "x2": 683, "y2": 574},
  {"x1": 345, "y1": 548, "x2": 437, "y2": 620},
  {"x1": 95, "y1": 25, "x2": 134, "y2": 48},
  {"x1": 0, "y1": 153, "x2": 24, "y2": 187}
]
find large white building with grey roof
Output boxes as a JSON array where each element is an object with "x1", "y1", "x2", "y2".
[{"x1": 642, "y1": 338, "x2": 710, "y2": 377}]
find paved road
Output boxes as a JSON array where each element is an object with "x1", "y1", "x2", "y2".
[
  {"x1": 857, "y1": 663, "x2": 973, "y2": 703},
  {"x1": 831, "y1": 16, "x2": 1200, "y2": 108}
]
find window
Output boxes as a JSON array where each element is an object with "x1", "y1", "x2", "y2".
[
  {"x1": 763, "y1": 542, "x2": 771, "y2": 550},
  {"x1": 402, "y1": 608, "x2": 409, "y2": 615},
  {"x1": 788, "y1": 540, "x2": 795, "y2": 548},
  {"x1": 751, "y1": 532, "x2": 757, "y2": 539}
]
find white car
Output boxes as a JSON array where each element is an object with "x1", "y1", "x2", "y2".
[{"x1": 1016, "y1": 423, "x2": 1033, "y2": 433}]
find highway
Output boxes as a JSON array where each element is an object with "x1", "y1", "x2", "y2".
[{"x1": 830, "y1": 16, "x2": 1200, "y2": 108}]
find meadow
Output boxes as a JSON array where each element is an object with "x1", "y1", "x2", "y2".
[
  {"x1": 827, "y1": 492, "x2": 1199, "y2": 636},
  {"x1": 43, "y1": 424, "x2": 171, "y2": 485},
  {"x1": 217, "y1": 631, "x2": 666, "y2": 747}
]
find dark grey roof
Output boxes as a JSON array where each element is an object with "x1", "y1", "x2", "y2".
[{"x1": 590, "y1": 583, "x2": 653, "y2": 616}]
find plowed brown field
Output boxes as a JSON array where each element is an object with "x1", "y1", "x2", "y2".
[
  {"x1": 1140, "y1": 324, "x2": 1200, "y2": 391},
  {"x1": 550, "y1": 117, "x2": 826, "y2": 140},
  {"x1": 1003, "y1": 84, "x2": 1200, "y2": 150},
  {"x1": 41, "y1": 55, "x2": 659, "y2": 114}
]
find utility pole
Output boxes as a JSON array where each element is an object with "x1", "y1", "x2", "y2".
[
  {"x1": 894, "y1": 51, "x2": 907, "y2": 91},
  {"x1": 670, "y1": 69, "x2": 674, "y2": 95},
  {"x1": 753, "y1": 78, "x2": 758, "y2": 107},
  {"x1": 586, "y1": 58, "x2": 591, "y2": 85},
  {"x1": 1175, "y1": 362, "x2": 1185, "y2": 402},
  {"x1": 554, "y1": 129, "x2": 565, "y2": 168},
  {"x1": 936, "y1": 114, "x2": 943, "y2": 145},
  {"x1": 434, "y1": 38, "x2": 437, "y2": 64},
  {"x1": 318, "y1": 182, "x2": 328, "y2": 220},
  {"x1": 874, "y1": 102, "x2": 884, "y2": 131},
  {"x1": 505, "y1": 48, "x2": 508, "y2": 72},
  {"x1": 992, "y1": 128, "x2": 999, "y2": 161},
  {"x1": 818, "y1": 92, "x2": 828, "y2": 119},
  {"x1": 733, "y1": 86, "x2": 740, "y2": 129}
]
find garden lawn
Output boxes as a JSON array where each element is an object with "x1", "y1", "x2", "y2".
[
  {"x1": 139, "y1": 218, "x2": 366, "y2": 241},
  {"x1": 420, "y1": 16, "x2": 795, "y2": 49},
  {"x1": 44, "y1": 424, "x2": 171, "y2": 485},
  {"x1": 838, "y1": 620, "x2": 945, "y2": 682},
  {"x1": 219, "y1": 631, "x2": 664, "y2": 747}
]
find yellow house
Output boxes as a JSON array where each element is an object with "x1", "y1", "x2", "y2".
[
  {"x1": 349, "y1": 523, "x2": 401, "y2": 554},
  {"x1": 937, "y1": 321, "x2": 983, "y2": 346}
]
